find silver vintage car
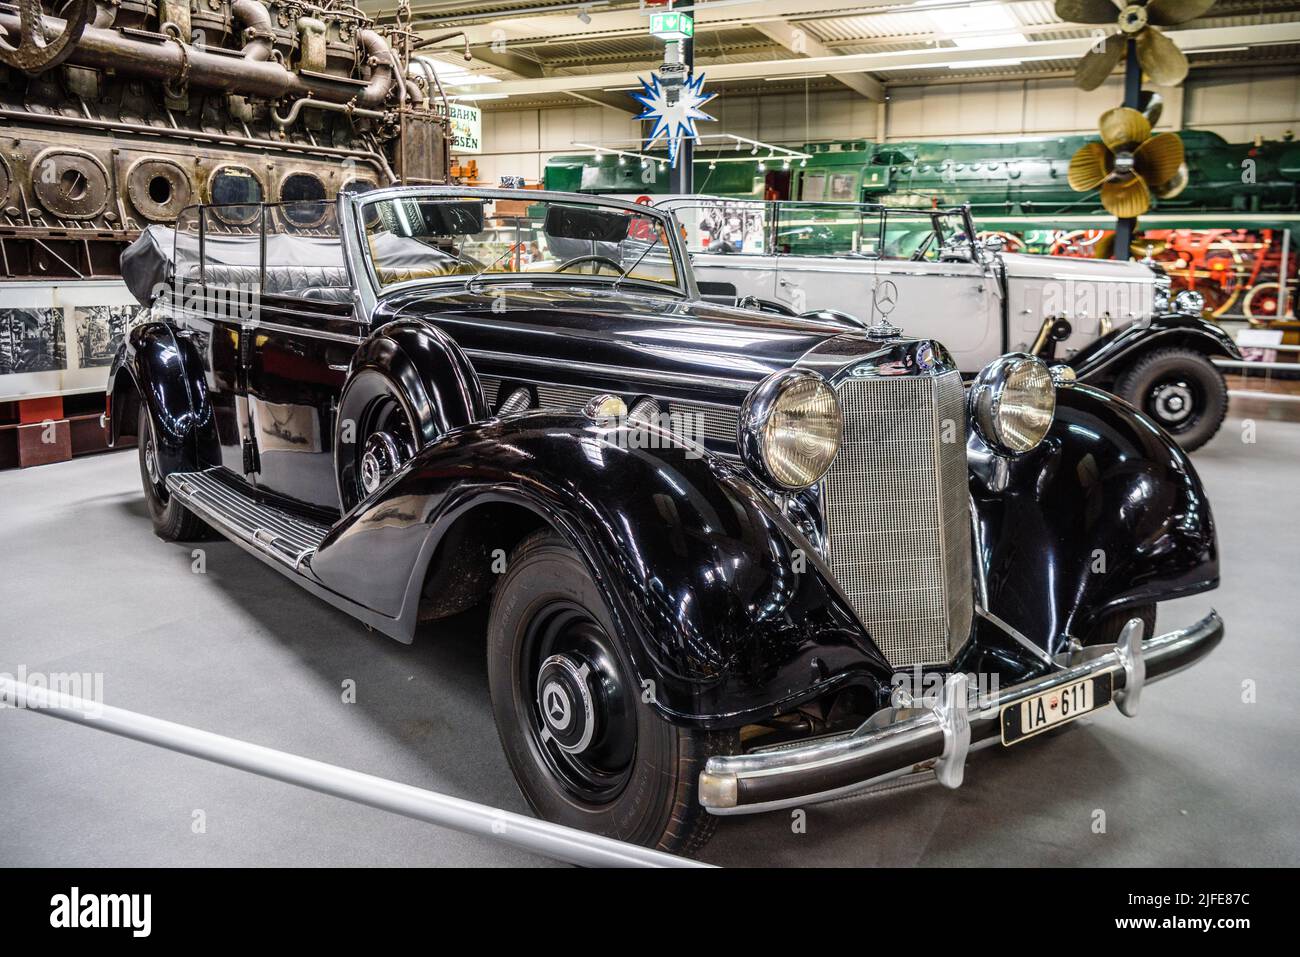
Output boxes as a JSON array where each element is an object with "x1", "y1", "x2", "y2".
[{"x1": 656, "y1": 197, "x2": 1240, "y2": 451}]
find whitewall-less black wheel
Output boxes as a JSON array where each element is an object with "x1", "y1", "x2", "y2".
[
  {"x1": 1114, "y1": 348, "x2": 1228, "y2": 452},
  {"x1": 487, "y1": 531, "x2": 735, "y2": 854},
  {"x1": 137, "y1": 404, "x2": 207, "y2": 541}
]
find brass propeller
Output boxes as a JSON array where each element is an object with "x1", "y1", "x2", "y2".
[
  {"x1": 1067, "y1": 106, "x2": 1188, "y2": 218},
  {"x1": 1056, "y1": 0, "x2": 1218, "y2": 91}
]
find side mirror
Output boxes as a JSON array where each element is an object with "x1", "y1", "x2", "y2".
[{"x1": 983, "y1": 235, "x2": 1007, "y2": 253}]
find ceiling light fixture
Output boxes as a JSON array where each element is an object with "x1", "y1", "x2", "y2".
[
  {"x1": 949, "y1": 32, "x2": 1028, "y2": 51},
  {"x1": 573, "y1": 141, "x2": 663, "y2": 167}
]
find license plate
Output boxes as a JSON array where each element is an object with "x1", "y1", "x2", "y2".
[{"x1": 1001, "y1": 672, "x2": 1113, "y2": 745}]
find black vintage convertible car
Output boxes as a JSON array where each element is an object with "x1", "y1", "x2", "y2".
[{"x1": 108, "y1": 187, "x2": 1223, "y2": 854}]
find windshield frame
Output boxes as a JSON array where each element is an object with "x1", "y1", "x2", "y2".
[
  {"x1": 654, "y1": 196, "x2": 983, "y2": 265},
  {"x1": 341, "y1": 186, "x2": 695, "y2": 314}
]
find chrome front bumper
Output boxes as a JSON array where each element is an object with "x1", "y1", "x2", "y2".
[{"x1": 699, "y1": 611, "x2": 1224, "y2": 815}]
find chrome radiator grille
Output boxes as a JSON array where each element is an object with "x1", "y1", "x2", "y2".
[{"x1": 821, "y1": 371, "x2": 973, "y2": 668}]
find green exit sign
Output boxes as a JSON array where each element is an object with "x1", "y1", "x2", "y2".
[{"x1": 649, "y1": 11, "x2": 694, "y2": 41}]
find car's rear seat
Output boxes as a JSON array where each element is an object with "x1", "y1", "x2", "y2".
[{"x1": 199, "y1": 264, "x2": 352, "y2": 304}]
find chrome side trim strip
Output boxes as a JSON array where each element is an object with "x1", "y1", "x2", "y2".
[
  {"x1": 253, "y1": 320, "x2": 364, "y2": 344},
  {"x1": 176, "y1": 310, "x2": 364, "y2": 345},
  {"x1": 463, "y1": 349, "x2": 755, "y2": 393},
  {"x1": 689, "y1": 259, "x2": 778, "y2": 274}
]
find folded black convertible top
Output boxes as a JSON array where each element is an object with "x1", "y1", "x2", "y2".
[
  {"x1": 120, "y1": 219, "x2": 505, "y2": 306},
  {"x1": 120, "y1": 225, "x2": 177, "y2": 307}
]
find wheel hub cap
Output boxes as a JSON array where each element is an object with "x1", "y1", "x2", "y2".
[
  {"x1": 144, "y1": 438, "x2": 160, "y2": 484},
  {"x1": 1153, "y1": 383, "x2": 1194, "y2": 423},
  {"x1": 536, "y1": 654, "x2": 597, "y2": 754},
  {"x1": 360, "y1": 431, "x2": 404, "y2": 495}
]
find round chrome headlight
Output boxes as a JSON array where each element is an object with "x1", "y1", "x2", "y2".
[
  {"x1": 1173, "y1": 289, "x2": 1205, "y2": 317},
  {"x1": 969, "y1": 354, "x2": 1056, "y2": 454},
  {"x1": 739, "y1": 370, "x2": 842, "y2": 490}
]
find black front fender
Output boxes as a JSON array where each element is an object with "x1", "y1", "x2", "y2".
[
  {"x1": 307, "y1": 412, "x2": 890, "y2": 727},
  {"x1": 970, "y1": 382, "x2": 1219, "y2": 655},
  {"x1": 1068, "y1": 314, "x2": 1240, "y2": 383}
]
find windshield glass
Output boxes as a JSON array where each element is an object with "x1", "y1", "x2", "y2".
[
  {"x1": 359, "y1": 193, "x2": 682, "y2": 292},
  {"x1": 775, "y1": 203, "x2": 881, "y2": 258},
  {"x1": 666, "y1": 200, "x2": 978, "y2": 264},
  {"x1": 882, "y1": 210, "x2": 974, "y2": 262}
]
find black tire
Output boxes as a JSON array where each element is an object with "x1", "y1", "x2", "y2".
[
  {"x1": 1086, "y1": 604, "x2": 1156, "y2": 647},
  {"x1": 137, "y1": 404, "x2": 207, "y2": 541},
  {"x1": 1114, "y1": 347, "x2": 1228, "y2": 452},
  {"x1": 487, "y1": 530, "x2": 735, "y2": 854}
]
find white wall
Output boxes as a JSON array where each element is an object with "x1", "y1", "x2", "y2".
[
  {"x1": 1184, "y1": 71, "x2": 1300, "y2": 142},
  {"x1": 464, "y1": 68, "x2": 1300, "y2": 182},
  {"x1": 470, "y1": 105, "x2": 642, "y2": 186},
  {"x1": 885, "y1": 76, "x2": 1186, "y2": 139}
]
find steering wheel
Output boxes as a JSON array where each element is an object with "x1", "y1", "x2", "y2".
[
  {"x1": 0, "y1": 0, "x2": 93, "y2": 73},
  {"x1": 556, "y1": 255, "x2": 623, "y2": 275},
  {"x1": 737, "y1": 296, "x2": 798, "y2": 317}
]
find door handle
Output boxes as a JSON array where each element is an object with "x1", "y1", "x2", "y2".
[{"x1": 778, "y1": 278, "x2": 794, "y2": 287}]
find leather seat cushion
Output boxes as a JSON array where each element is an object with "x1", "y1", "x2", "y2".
[{"x1": 202, "y1": 264, "x2": 350, "y2": 300}]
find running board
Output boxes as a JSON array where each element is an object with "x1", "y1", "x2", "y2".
[{"x1": 166, "y1": 471, "x2": 330, "y2": 571}]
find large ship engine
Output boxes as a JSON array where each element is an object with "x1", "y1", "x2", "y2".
[{"x1": 0, "y1": 0, "x2": 463, "y2": 279}]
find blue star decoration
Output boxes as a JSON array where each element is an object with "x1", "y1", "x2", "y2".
[{"x1": 631, "y1": 71, "x2": 717, "y2": 168}]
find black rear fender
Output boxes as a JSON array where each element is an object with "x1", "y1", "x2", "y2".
[{"x1": 106, "y1": 322, "x2": 210, "y2": 477}]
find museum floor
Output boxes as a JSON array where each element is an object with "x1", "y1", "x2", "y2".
[{"x1": 1, "y1": 407, "x2": 1296, "y2": 868}]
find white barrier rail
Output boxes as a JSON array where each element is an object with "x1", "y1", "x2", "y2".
[
  {"x1": 1229, "y1": 390, "x2": 1300, "y2": 404},
  {"x1": 1215, "y1": 359, "x2": 1298, "y2": 371},
  {"x1": 1215, "y1": 339, "x2": 1300, "y2": 403},
  {"x1": 1223, "y1": 343, "x2": 1300, "y2": 353},
  {"x1": 0, "y1": 677, "x2": 713, "y2": 869}
]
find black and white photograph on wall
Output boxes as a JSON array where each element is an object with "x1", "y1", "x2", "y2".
[
  {"x1": 73, "y1": 305, "x2": 134, "y2": 369},
  {"x1": 687, "y1": 200, "x2": 767, "y2": 253},
  {"x1": 0, "y1": 307, "x2": 65, "y2": 376}
]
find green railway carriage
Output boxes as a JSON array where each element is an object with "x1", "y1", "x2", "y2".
[{"x1": 544, "y1": 132, "x2": 1300, "y2": 213}]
